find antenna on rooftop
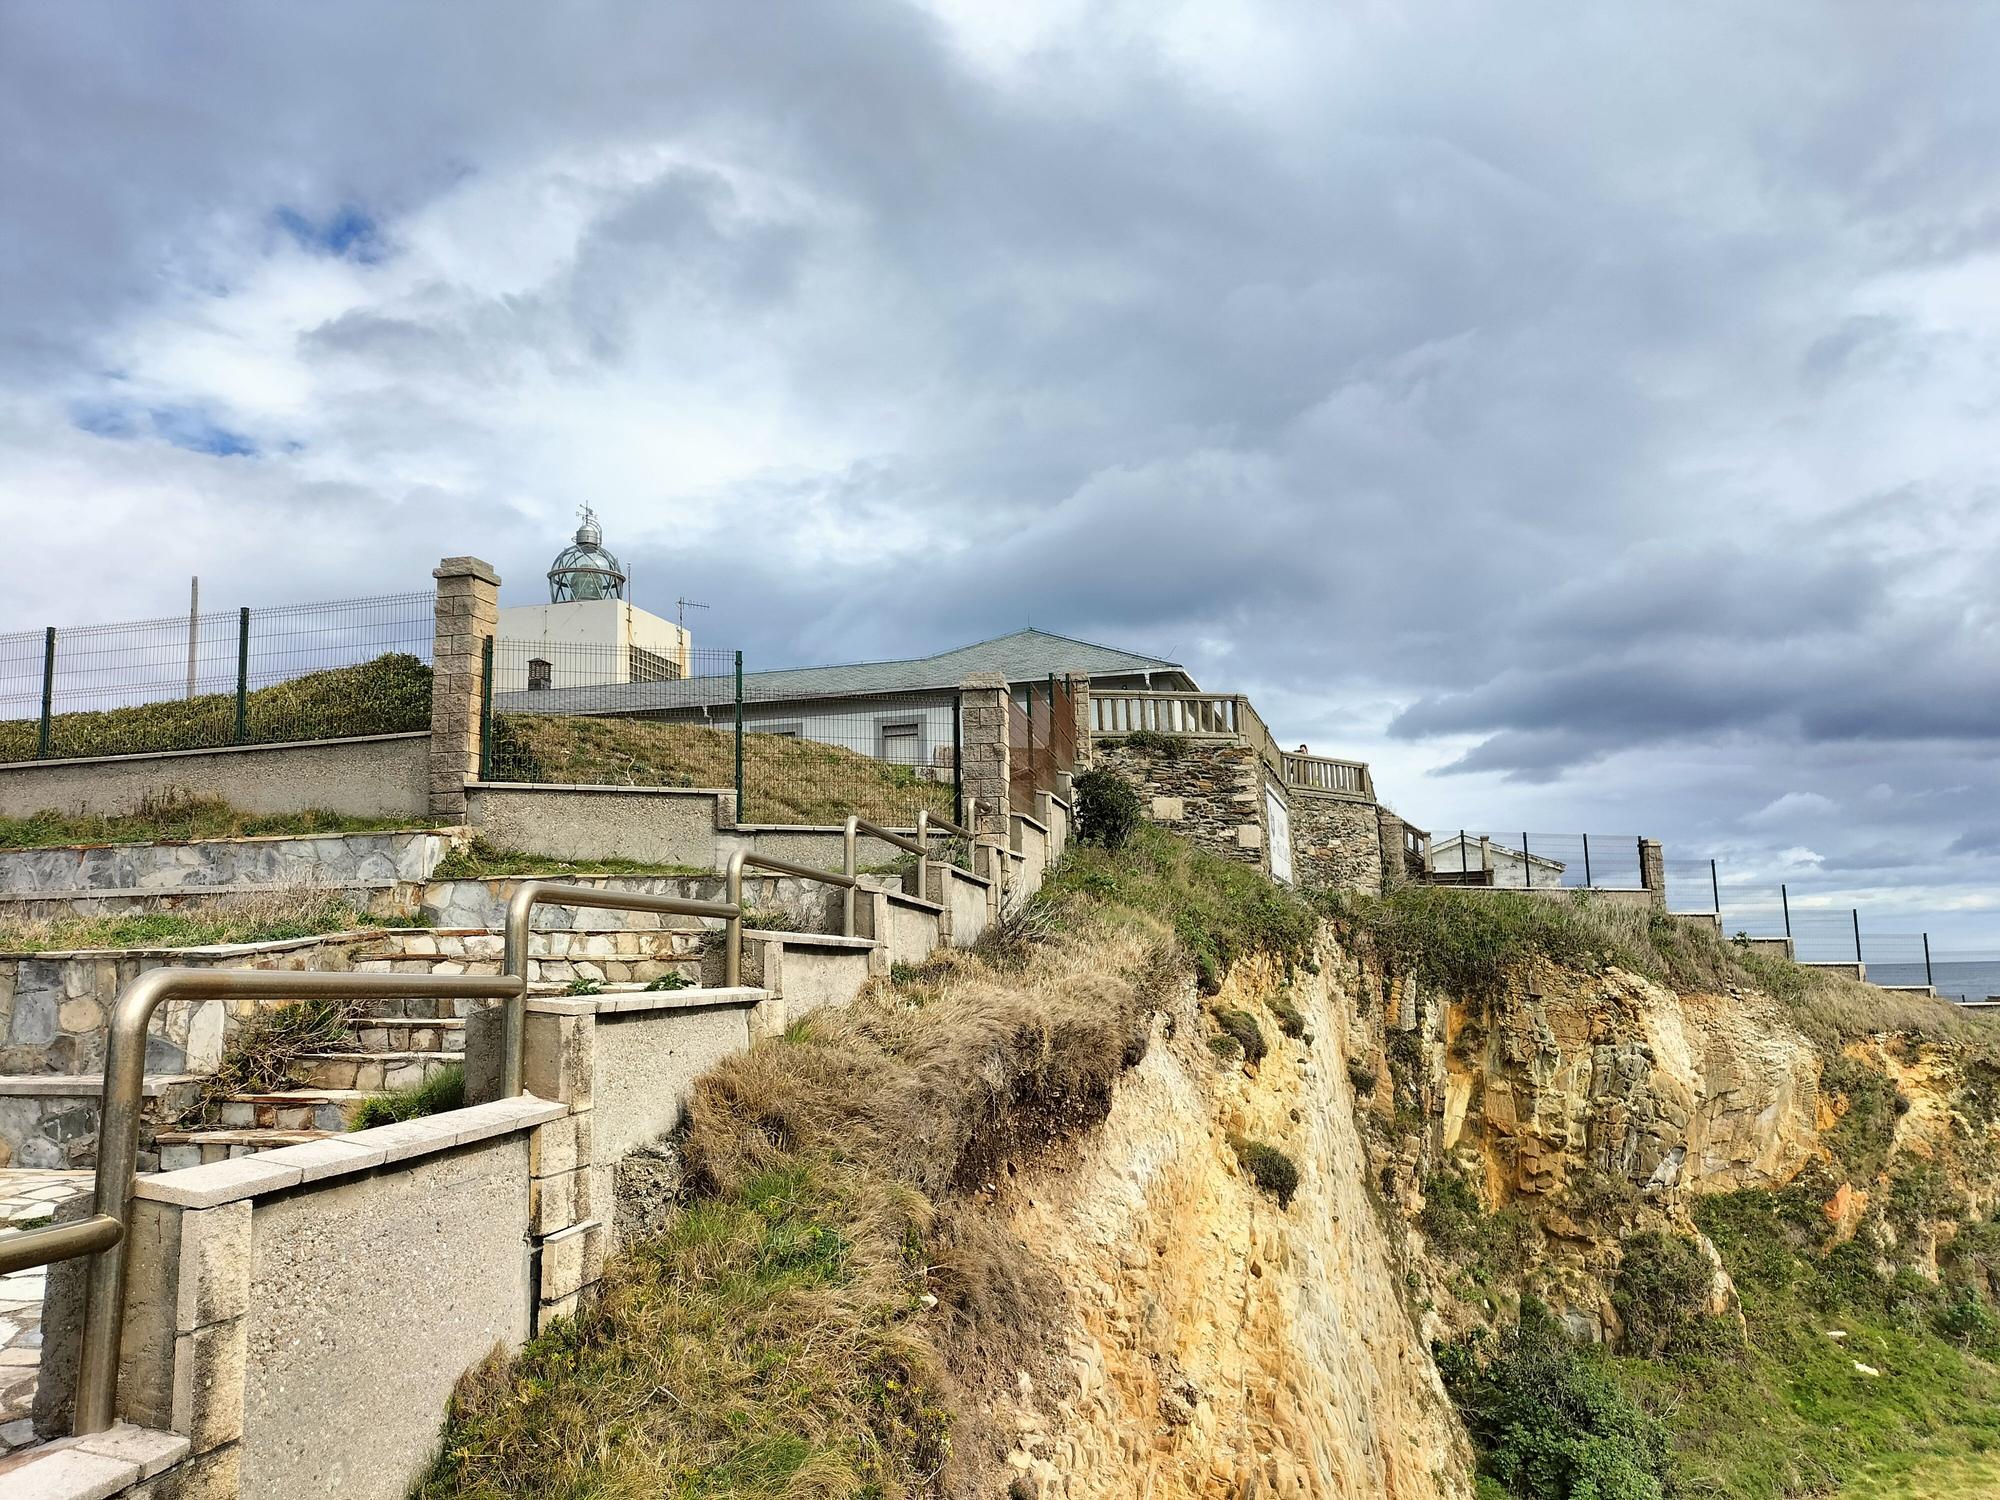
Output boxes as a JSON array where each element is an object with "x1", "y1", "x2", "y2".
[{"x1": 677, "y1": 598, "x2": 709, "y2": 631}]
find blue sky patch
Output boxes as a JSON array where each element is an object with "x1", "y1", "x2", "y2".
[
  {"x1": 70, "y1": 399, "x2": 258, "y2": 458},
  {"x1": 273, "y1": 203, "x2": 384, "y2": 263}
]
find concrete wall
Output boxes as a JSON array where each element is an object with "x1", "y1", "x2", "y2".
[
  {"x1": 0, "y1": 733, "x2": 429, "y2": 822},
  {"x1": 422, "y1": 871, "x2": 844, "y2": 937},
  {"x1": 856, "y1": 891, "x2": 941, "y2": 968},
  {"x1": 465, "y1": 783, "x2": 728, "y2": 868},
  {"x1": 929, "y1": 865, "x2": 992, "y2": 947},
  {"x1": 97, "y1": 1097, "x2": 565, "y2": 1500},
  {"x1": 1011, "y1": 814, "x2": 1049, "y2": 894}
]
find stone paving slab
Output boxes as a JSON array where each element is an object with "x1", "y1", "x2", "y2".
[{"x1": 0, "y1": 1168, "x2": 92, "y2": 1454}]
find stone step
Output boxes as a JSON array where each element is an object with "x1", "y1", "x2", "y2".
[
  {"x1": 210, "y1": 1090, "x2": 375, "y2": 1132},
  {"x1": 295, "y1": 1051, "x2": 464, "y2": 1092},
  {"x1": 152, "y1": 1127, "x2": 332, "y2": 1169},
  {"x1": 348, "y1": 1019, "x2": 465, "y2": 1052}
]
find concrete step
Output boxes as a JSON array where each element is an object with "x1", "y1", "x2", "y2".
[
  {"x1": 152, "y1": 1126, "x2": 331, "y2": 1169},
  {"x1": 295, "y1": 1051, "x2": 463, "y2": 1092},
  {"x1": 349, "y1": 1018, "x2": 465, "y2": 1051}
]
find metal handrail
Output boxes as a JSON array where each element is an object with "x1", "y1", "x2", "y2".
[
  {"x1": 501, "y1": 881, "x2": 743, "y2": 1085},
  {"x1": 725, "y1": 848, "x2": 857, "y2": 949},
  {"x1": 0, "y1": 966, "x2": 528, "y2": 1436},
  {"x1": 841, "y1": 801, "x2": 979, "y2": 934}
]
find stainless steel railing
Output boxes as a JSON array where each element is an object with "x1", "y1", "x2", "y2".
[
  {"x1": 0, "y1": 966, "x2": 529, "y2": 1435},
  {"x1": 840, "y1": 802, "x2": 979, "y2": 934}
]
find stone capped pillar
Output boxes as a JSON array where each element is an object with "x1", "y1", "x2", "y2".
[
  {"x1": 430, "y1": 556, "x2": 501, "y2": 821},
  {"x1": 1639, "y1": 838, "x2": 1667, "y2": 909},
  {"x1": 1062, "y1": 670, "x2": 1092, "y2": 770},
  {"x1": 1377, "y1": 807, "x2": 1410, "y2": 889},
  {"x1": 958, "y1": 673, "x2": 1011, "y2": 839}
]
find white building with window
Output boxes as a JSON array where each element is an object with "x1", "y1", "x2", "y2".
[{"x1": 493, "y1": 509, "x2": 691, "y2": 692}]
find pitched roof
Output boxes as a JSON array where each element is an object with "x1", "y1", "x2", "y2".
[{"x1": 494, "y1": 627, "x2": 1188, "y2": 716}]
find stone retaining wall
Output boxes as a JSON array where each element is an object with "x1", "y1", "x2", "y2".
[
  {"x1": 1094, "y1": 736, "x2": 1269, "y2": 871},
  {"x1": 1291, "y1": 793, "x2": 1383, "y2": 894},
  {"x1": 0, "y1": 828, "x2": 460, "y2": 896}
]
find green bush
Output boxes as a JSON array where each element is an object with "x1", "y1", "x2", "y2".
[
  {"x1": 1268, "y1": 992, "x2": 1308, "y2": 1039},
  {"x1": 1822, "y1": 1056, "x2": 1900, "y2": 1183},
  {"x1": 1612, "y1": 1231, "x2": 1721, "y2": 1357},
  {"x1": 1118, "y1": 728, "x2": 1189, "y2": 760},
  {"x1": 644, "y1": 971, "x2": 692, "y2": 991},
  {"x1": 351, "y1": 1064, "x2": 465, "y2": 1130},
  {"x1": 1440, "y1": 1300, "x2": 1672, "y2": 1500},
  {"x1": 1211, "y1": 1006, "x2": 1268, "y2": 1064},
  {"x1": 1345, "y1": 1059, "x2": 1378, "y2": 1097},
  {"x1": 1229, "y1": 1135, "x2": 1300, "y2": 1208},
  {"x1": 1072, "y1": 768, "x2": 1141, "y2": 850}
]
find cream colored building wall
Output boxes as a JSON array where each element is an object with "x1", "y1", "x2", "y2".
[{"x1": 494, "y1": 600, "x2": 691, "y2": 689}]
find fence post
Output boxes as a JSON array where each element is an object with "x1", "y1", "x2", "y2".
[
  {"x1": 733, "y1": 650, "x2": 745, "y2": 824},
  {"x1": 233, "y1": 606, "x2": 250, "y2": 743},
  {"x1": 957, "y1": 673, "x2": 1011, "y2": 840},
  {"x1": 478, "y1": 635, "x2": 495, "y2": 781},
  {"x1": 1781, "y1": 883, "x2": 1791, "y2": 938},
  {"x1": 1852, "y1": 909, "x2": 1862, "y2": 966},
  {"x1": 1522, "y1": 831, "x2": 1532, "y2": 890},
  {"x1": 37, "y1": 626, "x2": 54, "y2": 759},
  {"x1": 952, "y1": 689, "x2": 964, "y2": 826},
  {"x1": 1581, "y1": 832, "x2": 1592, "y2": 888},
  {"x1": 429, "y1": 557, "x2": 501, "y2": 821},
  {"x1": 1924, "y1": 932, "x2": 1934, "y2": 989},
  {"x1": 1709, "y1": 858, "x2": 1720, "y2": 915}
]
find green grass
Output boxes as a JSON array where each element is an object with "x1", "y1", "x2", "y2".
[
  {"x1": 1035, "y1": 822, "x2": 1319, "y2": 991},
  {"x1": 0, "y1": 795, "x2": 426, "y2": 852},
  {"x1": 0, "y1": 652, "x2": 430, "y2": 764},
  {"x1": 428, "y1": 837, "x2": 710, "y2": 880},
  {"x1": 351, "y1": 1064, "x2": 465, "y2": 1130},
  {"x1": 490, "y1": 713, "x2": 955, "y2": 826},
  {"x1": 0, "y1": 891, "x2": 406, "y2": 953},
  {"x1": 1326, "y1": 885, "x2": 1985, "y2": 1046},
  {"x1": 1589, "y1": 1190, "x2": 2000, "y2": 1498}
]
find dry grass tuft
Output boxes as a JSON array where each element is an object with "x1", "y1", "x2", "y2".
[{"x1": 420, "y1": 914, "x2": 1170, "y2": 1500}]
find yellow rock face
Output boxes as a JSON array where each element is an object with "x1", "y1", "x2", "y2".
[{"x1": 1000, "y1": 955, "x2": 1473, "y2": 1500}]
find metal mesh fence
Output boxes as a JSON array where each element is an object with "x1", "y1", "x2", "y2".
[
  {"x1": 487, "y1": 639, "x2": 962, "y2": 827},
  {"x1": 0, "y1": 593, "x2": 433, "y2": 762},
  {"x1": 1426, "y1": 831, "x2": 1645, "y2": 890},
  {"x1": 1010, "y1": 677, "x2": 1077, "y2": 817}
]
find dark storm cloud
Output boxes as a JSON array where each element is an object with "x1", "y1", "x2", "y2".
[{"x1": 3, "y1": 2, "x2": 1999, "y2": 940}]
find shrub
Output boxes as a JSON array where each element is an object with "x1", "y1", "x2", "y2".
[
  {"x1": 351, "y1": 1064, "x2": 465, "y2": 1130},
  {"x1": 1119, "y1": 728, "x2": 1189, "y2": 760},
  {"x1": 1229, "y1": 1135, "x2": 1300, "y2": 1208},
  {"x1": 1211, "y1": 1007, "x2": 1268, "y2": 1064},
  {"x1": 1269, "y1": 992, "x2": 1307, "y2": 1039},
  {"x1": 1440, "y1": 1300, "x2": 1672, "y2": 1500},
  {"x1": 1822, "y1": 1055, "x2": 1900, "y2": 1183},
  {"x1": 1612, "y1": 1231, "x2": 1720, "y2": 1357},
  {"x1": 1072, "y1": 768, "x2": 1141, "y2": 850},
  {"x1": 1346, "y1": 1060, "x2": 1378, "y2": 1097},
  {"x1": 1420, "y1": 1170, "x2": 1488, "y2": 1256},
  {"x1": 565, "y1": 977, "x2": 604, "y2": 996},
  {"x1": 644, "y1": 971, "x2": 692, "y2": 991}
]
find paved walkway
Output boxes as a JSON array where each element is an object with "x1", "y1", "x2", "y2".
[{"x1": 0, "y1": 1168, "x2": 93, "y2": 1453}]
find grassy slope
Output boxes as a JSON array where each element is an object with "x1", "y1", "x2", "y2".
[
  {"x1": 0, "y1": 796, "x2": 425, "y2": 852},
  {"x1": 0, "y1": 652, "x2": 431, "y2": 763},
  {"x1": 429, "y1": 837, "x2": 710, "y2": 880},
  {"x1": 1335, "y1": 886, "x2": 2000, "y2": 1498},
  {"x1": 417, "y1": 827, "x2": 1313, "y2": 1499},
  {"x1": 492, "y1": 713, "x2": 955, "y2": 826}
]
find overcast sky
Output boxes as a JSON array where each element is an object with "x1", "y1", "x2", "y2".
[{"x1": 2, "y1": 3, "x2": 1995, "y2": 953}]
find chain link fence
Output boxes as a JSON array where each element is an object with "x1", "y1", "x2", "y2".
[{"x1": 0, "y1": 593, "x2": 433, "y2": 762}]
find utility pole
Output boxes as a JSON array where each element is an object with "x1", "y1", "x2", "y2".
[{"x1": 185, "y1": 576, "x2": 199, "y2": 699}]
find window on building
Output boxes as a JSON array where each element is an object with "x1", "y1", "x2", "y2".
[
  {"x1": 628, "y1": 645, "x2": 681, "y2": 683},
  {"x1": 527, "y1": 658, "x2": 552, "y2": 692},
  {"x1": 879, "y1": 721, "x2": 922, "y2": 764}
]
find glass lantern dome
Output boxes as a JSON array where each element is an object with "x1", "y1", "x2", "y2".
[{"x1": 547, "y1": 507, "x2": 627, "y2": 602}]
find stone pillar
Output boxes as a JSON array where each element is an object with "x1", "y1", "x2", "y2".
[
  {"x1": 1378, "y1": 807, "x2": 1410, "y2": 890},
  {"x1": 958, "y1": 673, "x2": 1011, "y2": 839},
  {"x1": 1062, "y1": 670, "x2": 1092, "y2": 770},
  {"x1": 1639, "y1": 838, "x2": 1667, "y2": 909},
  {"x1": 429, "y1": 556, "x2": 501, "y2": 822}
]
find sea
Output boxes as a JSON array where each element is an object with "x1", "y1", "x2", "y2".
[{"x1": 1866, "y1": 959, "x2": 2000, "y2": 1004}]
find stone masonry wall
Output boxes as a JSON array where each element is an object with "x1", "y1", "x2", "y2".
[
  {"x1": 1291, "y1": 794, "x2": 1384, "y2": 895},
  {"x1": 1095, "y1": 736, "x2": 1267, "y2": 870}
]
